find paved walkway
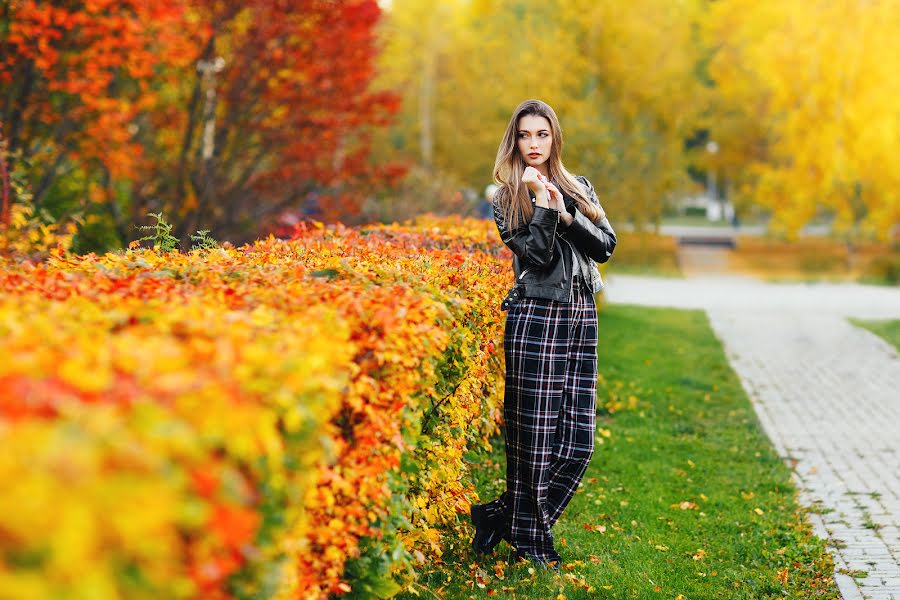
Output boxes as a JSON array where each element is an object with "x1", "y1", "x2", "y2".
[{"x1": 604, "y1": 273, "x2": 900, "y2": 599}]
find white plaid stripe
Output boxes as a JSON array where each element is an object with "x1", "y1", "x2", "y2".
[{"x1": 483, "y1": 279, "x2": 598, "y2": 564}]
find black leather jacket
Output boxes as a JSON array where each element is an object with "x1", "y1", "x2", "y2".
[{"x1": 493, "y1": 176, "x2": 616, "y2": 305}]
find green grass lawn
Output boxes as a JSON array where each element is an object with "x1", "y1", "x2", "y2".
[
  {"x1": 399, "y1": 305, "x2": 838, "y2": 599},
  {"x1": 850, "y1": 319, "x2": 900, "y2": 351}
]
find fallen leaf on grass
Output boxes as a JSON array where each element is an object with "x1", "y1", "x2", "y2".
[
  {"x1": 671, "y1": 501, "x2": 700, "y2": 510},
  {"x1": 493, "y1": 562, "x2": 506, "y2": 580}
]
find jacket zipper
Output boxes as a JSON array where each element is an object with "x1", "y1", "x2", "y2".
[
  {"x1": 558, "y1": 237, "x2": 575, "y2": 301},
  {"x1": 518, "y1": 268, "x2": 530, "y2": 280}
]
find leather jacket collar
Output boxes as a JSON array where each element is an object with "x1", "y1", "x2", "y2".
[{"x1": 493, "y1": 175, "x2": 617, "y2": 306}]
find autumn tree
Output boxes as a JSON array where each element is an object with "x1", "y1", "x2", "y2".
[
  {"x1": 139, "y1": 0, "x2": 401, "y2": 242},
  {"x1": 0, "y1": 0, "x2": 192, "y2": 243},
  {"x1": 1, "y1": 0, "x2": 400, "y2": 249},
  {"x1": 702, "y1": 0, "x2": 900, "y2": 239},
  {"x1": 373, "y1": 0, "x2": 707, "y2": 226}
]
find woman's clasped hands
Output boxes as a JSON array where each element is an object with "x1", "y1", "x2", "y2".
[{"x1": 521, "y1": 166, "x2": 570, "y2": 224}]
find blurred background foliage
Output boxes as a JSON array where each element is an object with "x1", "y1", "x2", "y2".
[
  {"x1": 373, "y1": 0, "x2": 706, "y2": 228},
  {"x1": 1, "y1": 0, "x2": 899, "y2": 253},
  {"x1": 373, "y1": 0, "x2": 900, "y2": 240}
]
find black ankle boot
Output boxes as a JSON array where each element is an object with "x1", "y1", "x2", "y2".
[{"x1": 470, "y1": 504, "x2": 505, "y2": 554}]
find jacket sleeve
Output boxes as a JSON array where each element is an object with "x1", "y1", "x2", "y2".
[
  {"x1": 563, "y1": 176, "x2": 617, "y2": 263},
  {"x1": 493, "y1": 194, "x2": 559, "y2": 268}
]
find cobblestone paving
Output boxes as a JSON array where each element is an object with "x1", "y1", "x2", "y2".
[{"x1": 605, "y1": 274, "x2": 900, "y2": 599}]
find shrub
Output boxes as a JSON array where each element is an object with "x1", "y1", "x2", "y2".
[
  {"x1": 605, "y1": 231, "x2": 680, "y2": 276},
  {"x1": 0, "y1": 215, "x2": 511, "y2": 599},
  {"x1": 862, "y1": 253, "x2": 900, "y2": 285},
  {"x1": 732, "y1": 236, "x2": 900, "y2": 283}
]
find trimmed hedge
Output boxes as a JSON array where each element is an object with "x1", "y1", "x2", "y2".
[{"x1": 0, "y1": 215, "x2": 511, "y2": 599}]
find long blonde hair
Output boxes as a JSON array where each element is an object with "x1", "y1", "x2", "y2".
[{"x1": 492, "y1": 99, "x2": 603, "y2": 230}]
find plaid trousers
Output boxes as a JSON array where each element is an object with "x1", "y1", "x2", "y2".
[{"x1": 482, "y1": 276, "x2": 598, "y2": 564}]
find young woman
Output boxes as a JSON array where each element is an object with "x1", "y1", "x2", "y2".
[{"x1": 471, "y1": 99, "x2": 617, "y2": 570}]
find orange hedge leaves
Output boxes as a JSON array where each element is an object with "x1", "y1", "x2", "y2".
[{"x1": 0, "y1": 215, "x2": 511, "y2": 598}]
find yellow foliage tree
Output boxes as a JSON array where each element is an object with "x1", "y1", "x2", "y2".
[
  {"x1": 703, "y1": 0, "x2": 900, "y2": 239},
  {"x1": 377, "y1": 1, "x2": 900, "y2": 239},
  {"x1": 374, "y1": 0, "x2": 707, "y2": 226}
]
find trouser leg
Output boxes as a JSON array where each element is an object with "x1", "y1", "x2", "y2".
[
  {"x1": 480, "y1": 289, "x2": 598, "y2": 563},
  {"x1": 545, "y1": 291, "x2": 598, "y2": 527},
  {"x1": 499, "y1": 297, "x2": 569, "y2": 564}
]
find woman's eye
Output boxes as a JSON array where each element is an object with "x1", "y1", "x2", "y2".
[{"x1": 539, "y1": 132, "x2": 549, "y2": 137}]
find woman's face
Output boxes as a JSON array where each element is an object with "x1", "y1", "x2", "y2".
[{"x1": 517, "y1": 114, "x2": 553, "y2": 174}]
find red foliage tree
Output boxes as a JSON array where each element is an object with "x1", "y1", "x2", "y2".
[
  {"x1": 128, "y1": 0, "x2": 402, "y2": 241},
  {"x1": 1, "y1": 0, "x2": 401, "y2": 245},
  {"x1": 0, "y1": 0, "x2": 193, "y2": 236}
]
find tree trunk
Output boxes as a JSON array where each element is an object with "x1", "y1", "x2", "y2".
[
  {"x1": 100, "y1": 165, "x2": 128, "y2": 245},
  {"x1": 4, "y1": 60, "x2": 35, "y2": 167},
  {"x1": 419, "y1": 48, "x2": 435, "y2": 169}
]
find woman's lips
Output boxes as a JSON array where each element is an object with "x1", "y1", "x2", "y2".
[{"x1": 528, "y1": 153, "x2": 541, "y2": 158}]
